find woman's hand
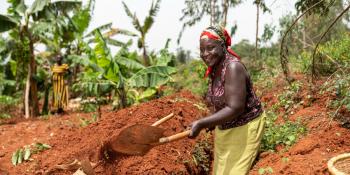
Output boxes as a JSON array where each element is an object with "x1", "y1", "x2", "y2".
[{"x1": 189, "y1": 120, "x2": 203, "y2": 138}]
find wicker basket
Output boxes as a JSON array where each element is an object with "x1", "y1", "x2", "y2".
[{"x1": 328, "y1": 153, "x2": 350, "y2": 175}]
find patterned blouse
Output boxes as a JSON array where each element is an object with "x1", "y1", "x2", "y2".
[{"x1": 206, "y1": 53, "x2": 263, "y2": 130}]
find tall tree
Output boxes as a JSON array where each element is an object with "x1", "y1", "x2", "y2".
[
  {"x1": 278, "y1": 0, "x2": 349, "y2": 82},
  {"x1": 122, "y1": 0, "x2": 161, "y2": 66},
  {"x1": 178, "y1": 0, "x2": 241, "y2": 43},
  {"x1": 253, "y1": 0, "x2": 270, "y2": 60}
]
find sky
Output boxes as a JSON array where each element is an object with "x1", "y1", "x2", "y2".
[{"x1": 0, "y1": 0, "x2": 296, "y2": 57}]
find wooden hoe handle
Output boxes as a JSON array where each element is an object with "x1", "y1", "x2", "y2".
[
  {"x1": 151, "y1": 113, "x2": 174, "y2": 127},
  {"x1": 159, "y1": 130, "x2": 191, "y2": 143}
]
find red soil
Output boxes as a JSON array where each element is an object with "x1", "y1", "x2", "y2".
[
  {"x1": 250, "y1": 75, "x2": 350, "y2": 175},
  {"x1": 0, "y1": 91, "x2": 208, "y2": 174},
  {"x1": 1, "y1": 74, "x2": 350, "y2": 175}
]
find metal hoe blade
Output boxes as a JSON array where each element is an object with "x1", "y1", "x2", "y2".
[{"x1": 106, "y1": 124, "x2": 165, "y2": 156}]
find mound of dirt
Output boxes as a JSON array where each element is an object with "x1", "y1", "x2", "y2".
[
  {"x1": 3, "y1": 91, "x2": 208, "y2": 175},
  {"x1": 250, "y1": 75, "x2": 350, "y2": 175}
]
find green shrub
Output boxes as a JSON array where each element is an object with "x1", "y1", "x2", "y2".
[
  {"x1": 321, "y1": 71, "x2": 350, "y2": 127},
  {"x1": 261, "y1": 111, "x2": 307, "y2": 151},
  {"x1": 166, "y1": 60, "x2": 208, "y2": 96},
  {"x1": 0, "y1": 95, "x2": 19, "y2": 119},
  {"x1": 188, "y1": 133, "x2": 213, "y2": 175},
  {"x1": 271, "y1": 81, "x2": 302, "y2": 113},
  {"x1": 316, "y1": 34, "x2": 350, "y2": 74}
]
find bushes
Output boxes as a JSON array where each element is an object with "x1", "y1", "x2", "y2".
[
  {"x1": 292, "y1": 33, "x2": 350, "y2": 75},
  {"x1": 165, "y1": 60, "x2": 208, "y2": 97},
  {"x1": 0, "y1": 95, "x2": 19, "y2": 119},
  {"x1": 261, "y1": 110, "x2": 307, "y2": 151},
  {"x1": 315, "y1": 33, "x2": 350, "y2": 75},
  {"x1": 184, "y1": 132, "x2": 213, "y2": 175},
  {"x1": 259, "y1": 81, "x2": 307, "y2": 152},
  {"x1": 321, "y1": 71, "x2": 350, "y2": 127}
]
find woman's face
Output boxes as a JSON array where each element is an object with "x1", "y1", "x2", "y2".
[
  {"x1": 55, "y1": 55, "x2": 63, "y2": 64},
  {"x1": 200, "y1": 38, "x2": 225, "y2": 67}
]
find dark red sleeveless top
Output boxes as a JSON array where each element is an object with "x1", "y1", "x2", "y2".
[{"x1": 206, "y1": 53, "x2": 263, "y2": 130}]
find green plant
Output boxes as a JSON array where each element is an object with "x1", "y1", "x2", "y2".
[
  {"x1": 321, "y1": 71, "x2": 350, "y2": 127},
  {"x1": 282, "y1": 157, "x2": 289, "y2": 163},
  {"x1": 0, "y1": 113, "x2": 11, "y2": 119},
  {"x1": 261, "y1": 111, "x2": 307, "y2": 151},
  {"x1": 258, "y1": 166, "x2": 274, "y2": 174},
  {"x1": 75, "y1": 31, "x2": 176, "y2": 109},
  {"x1": 0, "y1": 0, "x2": 87, "y2": 118},
  {"x1": 189, "y1": 133, "x2": 213, "y2": 174},
  {"x1": 127, "y1": 87, "x2": 157, "y2": 105},
  {"x1": 272, "y1": 81, "x2": 302, "y2": 113},
  {"x1": 291, "y1": 52, "x2": 312, "y2": 73},
  {"x1": 167, "y1": 60, "x2": 208, "y2": 96},
  {"x1": 79, "y1": 114, "x2": 98, "y2": 127},
  {"x1": 81, "y1": 103, "x2": 98, "y2": 113},
  {"x1": 33, "y1": 143, "x2": 51, "y2": 153},
  {"x1": 11, "y1": 143, "x2": 51, "y2": 166},
  {"x1": 0, "y1": 95, "x2": 19, "y2": 119},
  {"x1": 0, "y1": 95, "x2": 19, "y2": 107},
  {"x1": 122, "y1": 0, "x2": 161, "y2": 66},
  {"x1": 315, "y1": 33, "x2": 350, "y2": 75}
]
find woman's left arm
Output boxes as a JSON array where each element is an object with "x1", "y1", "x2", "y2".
[{"x1": 189, "y1": 62, "x2": 247, "y2": 138}]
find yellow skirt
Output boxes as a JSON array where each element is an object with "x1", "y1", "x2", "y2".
[{"x1": 213, "y1": 112, "x2": 266, "y2": 175}]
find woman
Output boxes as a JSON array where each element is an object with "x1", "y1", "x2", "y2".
[
  {"x1": 51, "y1": 55, "x2": 69, "y2": 114},
  {"x1": 189, "y1": 26, "x2": 266, "y2": 175}
]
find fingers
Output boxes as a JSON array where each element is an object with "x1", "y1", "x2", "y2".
[
  {"x1": 188, "y1": 130, "x2": 195, "y2": 139},
  {"x1": 188, "y1": 126, "x2": 200, "y2": 139},
  {"x1": 188, "y1": 120, "x2": 203, "y2": 139}
]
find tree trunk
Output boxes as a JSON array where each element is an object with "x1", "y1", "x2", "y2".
[
  {"x1": 24, "y1": 64, "x2": 30, "y2": 119},
  {"x1": 255, "y1": 1, "x2": 260, "y2": 60},
  {"x1": 23, "y1": 25, "x2": 39, "y2": 117},
  {"x1": 210, "y1": 0, "x2": 214, "y2": 25},
  {"x1": 29, "y1": 38, "x2": 39, "y2": 117},
  {"x1": 222, "y1": 0, "x2": 229, "y2": 27},
  {"x1": 117, "y1": 87, "x2": 127, "y2": 109},
  {"x1": 302, "y1": 17, "x2": 306, "y2": 50},
  {"x1": 143, "y1": 45, "x2": 150, "y2": 66},
  {"x1": 41, "y1": 82, "x2": 50, "y2": 115},
  {"x1": 19, "y1": 25, "x2": 29, "y2": 118}
]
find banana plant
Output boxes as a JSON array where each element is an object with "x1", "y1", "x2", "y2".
[
  {"x1": 122, "y1": 0, "x2": 161, "y2": 66},
  {"x1": 0, "y1": 0, "x2": 84, "y2": 118},
  {"x1": 84, "y1": 22, "x2": 137, "y2": 47},
  {"x1": 78, "y1": 28, "x2": 176, "y2": 109}
]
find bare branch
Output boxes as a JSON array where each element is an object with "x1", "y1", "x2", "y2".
[
  {"x1": 311, "y1": 3, "x2": 350, "y2": 80},
  {"x1": 280, "y1": 0, "x2": 325, "y2": 84}
]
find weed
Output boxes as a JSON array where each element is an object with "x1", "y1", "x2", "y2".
[
  {"x1": 275, "y1": 81, "x2": 302, "y2": 112},
  {"x1": 0, "y1": 95, "x2": 19, "y2": 119},
  {"x1": 79, "y1": 114, "x2": 98, "y2": 127},
  {"x1": 11, "y1": 143, "x2": 51, "y2": 166},
  {"x1": 321, "y1": 71, "x2": 350, "y2": 127},
  {"x1": 167, "y1": 60, "x2": 208, "y2": 96},
  {"x1": 81, "y1": 103, "x2": 98, "y2": 113},
  {"x1": 258, "y1": 166, "x2": 274, "y2": 174},
  {"x1": 187, "y1": 133, "x2": 213, "y2": 175},
  {"x1": 282, "y1": 157, "x2": 289, "y2": 163},
  {"x1": 0, "y1": 113, "x2": 11, "y2": 119},
  {"x1": 261, "y1": 110, "x2": 307, "y2": 151}
]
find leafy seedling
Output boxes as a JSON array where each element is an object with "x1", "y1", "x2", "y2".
[{"x1": 11, "y1": 143, "x2": 51, "y2": 166}]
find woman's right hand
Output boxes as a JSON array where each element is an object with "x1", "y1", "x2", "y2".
[{"x1": 188, "y1": 120, "x2": 203, "y2": 139}]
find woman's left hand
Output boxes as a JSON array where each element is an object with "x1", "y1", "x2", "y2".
[{"x1": 188, "y1": 120, "x2": 203, "y2": 139}]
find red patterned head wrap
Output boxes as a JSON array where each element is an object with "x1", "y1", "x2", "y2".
[{"x1": 200, "y1": 26, "x2": 240, "y2": 78}]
